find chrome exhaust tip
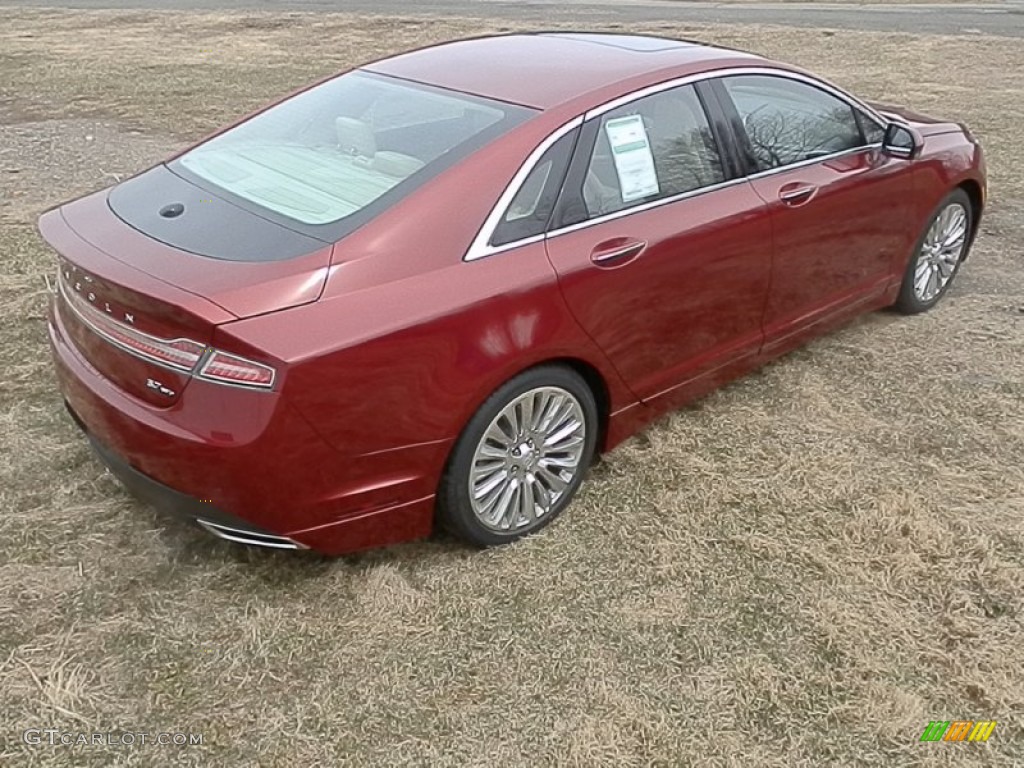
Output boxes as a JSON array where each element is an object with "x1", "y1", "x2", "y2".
[{"x1": 196, "y1": 519, "x2": 308, "y2": 550}]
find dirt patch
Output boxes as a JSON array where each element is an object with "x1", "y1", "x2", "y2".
[
  {"x1": 1, "y1": 9, "x2": 1022, "y2": 768},
  {"x1": 0, "y1": 118, "x2": 181, "y2": 223}
]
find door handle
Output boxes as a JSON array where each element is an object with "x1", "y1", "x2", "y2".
[
  {"x1": 590, "y1": 238, "x2": 647, "y2": 267},
  {"x1": 778, "y1": 183, "x2": 818, "y2": 206}
]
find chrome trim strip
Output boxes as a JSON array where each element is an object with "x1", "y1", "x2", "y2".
[
  {"x1": 745, "y1": 143, "x2": 883, "y2": 182},
  {"x1": 585, "y1": 76, "x2": 699, "y2": 120},
  {"x1": 465, "y1": 232, "x2": 545, "y2": 262},
  {"x1": 464, "y1": 116, "x2": 583, "y2": 262},
  {"x1": 544, "y1": 143, "x2": 882, "y2": 239},
  {"x1": 779, "y1": 184, "x2": 816, "y2": 202},
  {"x1": 548, "y1": 176, "x2": 748, "y2": 238},
  {"x1": 57, "y1": 271, "x2": 199, "y2": 375},
  {"x1": 592, "y1": 240, "x2": 648, "y2": 263},
  {"x1": 196, "y1": 519, "x2": 308, "y2": 550},
  {"x1": 464, "y1": 65, "x2": 889, "y2": 261},
  {"x1": 585, "y1": 66, "x2": 887, "y2": 126},
  {"x1": 882, "y1": 144, "x2": 914, "y2": 159},
  {"x1": 58, "y1": 269, "x2": 277, "y2": 392}
]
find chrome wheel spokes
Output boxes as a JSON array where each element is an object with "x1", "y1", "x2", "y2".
[
  {"x1": 469, "y1": 386, "x2": 586, "y2": 533},
  {"x1": 914, "y1": 202, "x2": 968, "y2": 302}
]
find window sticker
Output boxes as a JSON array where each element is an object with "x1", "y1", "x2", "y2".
[{"x1": 604, "y1": 115, "x2": 660, "y2": 203}]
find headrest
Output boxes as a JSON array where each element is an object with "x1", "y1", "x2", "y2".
[{"x1": 335, "y1": 117, "x2": 376, "y2": 158}]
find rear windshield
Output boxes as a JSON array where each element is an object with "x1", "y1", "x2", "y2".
[{"x1": 172, "y1": 71, "x2": 534, "y2": 239}]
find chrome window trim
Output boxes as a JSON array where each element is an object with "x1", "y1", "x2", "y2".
[
  {"x1": 544, "y1": 142, "x2": 883, "y2": 240},
  {"x1": 586, "y1": 65, "x2": 887, "y2": 131},
  {"x1": 549, "y1": 176, "x2": 747, "y2": 238},
  {"x1": 463, "y1": 65, "x2": 888, "y2": 262},
  {"x1": 745, "y1": 141, "x2": 884, "y2": 181},
  {"x1": 464, "y1": 116, "x2": 583, "y2": 262}
]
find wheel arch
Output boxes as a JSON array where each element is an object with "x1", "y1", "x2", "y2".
[
  {"x1": 957, "y1": 178, "x2": 984, "y2": 256},
  {"x1": 543, "y1": 356, "x2": 611, "y2": 454},
  {"x1": 439, "y1": 355, "x2": 614, "y2": 480},
  {"x1": 432, "y1": 355, "x2": 613, "y2": 540}
]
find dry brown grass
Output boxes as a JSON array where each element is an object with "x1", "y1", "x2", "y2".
[{"x1": 1, "y1": 9, "x2": 1022, "y2": 767}]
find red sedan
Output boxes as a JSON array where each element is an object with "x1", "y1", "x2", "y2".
[{"x1": 40, "y1": 33, "x2": 986, "y2": 555}]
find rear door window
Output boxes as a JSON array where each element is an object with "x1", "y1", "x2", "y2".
[{"x1": 581, "y1": 84, "x2": 726, "y2": 218}]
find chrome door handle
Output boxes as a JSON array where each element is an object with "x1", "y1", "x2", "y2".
[
  {"x1": 590, "y1": 240, "x2": 647, "y2": 265},
  {"x1": 779, "y1": 184, "x2": 818, "y2": 206}
]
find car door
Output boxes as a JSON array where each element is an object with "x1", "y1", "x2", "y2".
[
  {"x1": 714, "y1": 74, "x2": 916, "y2": 352},
  {"x1": 542, "y1": 82, "x2": 772, "y2": 403}
]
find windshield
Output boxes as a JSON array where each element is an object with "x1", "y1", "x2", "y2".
[{"x1": 172, "y1": 71, "x2": 534, "y2": 237}]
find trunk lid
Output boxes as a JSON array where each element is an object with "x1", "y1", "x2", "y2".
[
  {"x1": 61, "y1": 167, "x2": 335, "y2": 319},
  {"x1": 40, "y1": 175, "x2": 332, "y2": 406},
  {"x1": 43, "y1": 206, "x2": 235, "y2": 406}
]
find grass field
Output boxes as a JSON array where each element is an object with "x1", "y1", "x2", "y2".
[{"x1": 1, "y1": 9, "x2": 1023, "y2": 767}]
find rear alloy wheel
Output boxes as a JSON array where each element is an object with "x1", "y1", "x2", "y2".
[
  {"x1": 895, "y1": 189, "x2": 973, "y2": 314},
  {"x1": 438, "y1": 366, "x2": 598, "y2": 547}
]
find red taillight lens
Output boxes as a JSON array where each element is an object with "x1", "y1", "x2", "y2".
[
  {"x1": 198, "y1": 350, "x2": 276, "y2": 389},
  {"x1": 104, "y1": 327, "x2": 206, "y2": 371}
]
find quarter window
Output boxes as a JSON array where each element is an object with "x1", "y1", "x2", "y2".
[
  {"x1": 491, "y1": 129, "x2": 578, "y2": 247},
  {"x1": 582, "y1": 84, "x2": 725, "y2": 218},
  {"x1": 721, "y1": 75, "x2": 870, "y2": 171},
  {"x1": 856, "y1": 110, "x2": 886, "y2": 145}
]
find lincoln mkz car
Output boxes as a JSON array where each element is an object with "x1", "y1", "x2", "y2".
[{"x1": 40, "y1": 33, "x2": 986, "y2": 554}]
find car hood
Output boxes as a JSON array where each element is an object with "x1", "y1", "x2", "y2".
[
  {"x1": 56, "y1": 166, "x2": 335, "y2": 319},
  {"x1": 868, "y1": 101, "x2": 966, "y2": 137}
]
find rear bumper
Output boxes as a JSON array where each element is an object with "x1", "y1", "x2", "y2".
[
  {"x1": 69, "y1": 405, "x2": 308, "y2": 550},
  {"x1": 48, "y1": 295, "x2": 450, "y2": 555}
]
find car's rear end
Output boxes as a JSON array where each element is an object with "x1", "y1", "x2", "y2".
[
  {"x1": 42, "y1": 190, "x2": 343, "y2": 550},
  {"x1": 40, "y1": 66, "x2": 536, "y2": 553}
]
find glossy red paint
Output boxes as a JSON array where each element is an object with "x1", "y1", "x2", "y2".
[
  {"x1": 39, "y1": 33, "x2": 986, "y2": 555},
  {"x1": 748, "y1": 147, "x2": 915, "y2": 355},
  {"x1": 366, "y1": 33, "x2": 763, "y2": 110},
  {"x1": 546, "y1": 181, "x2": 772, "y2": 402}
]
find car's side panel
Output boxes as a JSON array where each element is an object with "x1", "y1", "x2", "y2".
[
  {"x1": 706, "y1": 73, "x2": 919, "y2": 357},
  {"x1": 539, "y1": 80, "x2": 773, "y2": 406},
  {"x1": 746, "y1": 147, "x2": 917, "y2": 355},
  {"x1": 230, "y1": 241, "x2": 637, "y2": 457},
  {"x1": 545, "y1": 183, "x2": 772, "y2": 404},
  {"x1": 900, "y1": 132, "x2": 986, "y2": 265}
]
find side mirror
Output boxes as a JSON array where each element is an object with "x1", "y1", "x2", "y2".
[{"x1": 882, "y1": 122, "x2": 923, "y2": 159}]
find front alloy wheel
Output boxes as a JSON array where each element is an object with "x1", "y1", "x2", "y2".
[
  {"x1": 438, "y1": 366, "x2": 598, "y2": 547},
  {"x1": 896, "y1": 189, "x2": 973, "y2": 314}
]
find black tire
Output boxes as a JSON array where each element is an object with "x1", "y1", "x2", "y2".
[
  {"x1": 437, "y1": 365, "x2": 599, "y2": 548},
  {"x1": 894, "y1": 188, "x2": 973, "y2": 315}
]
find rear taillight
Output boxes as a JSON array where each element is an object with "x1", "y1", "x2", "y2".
[
  {"x1": 58, "y1": 269, "x2": 276, "y2": 390},
  {"x1": 198, "y1": 350, "x2": 275, "y2": 389}
]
